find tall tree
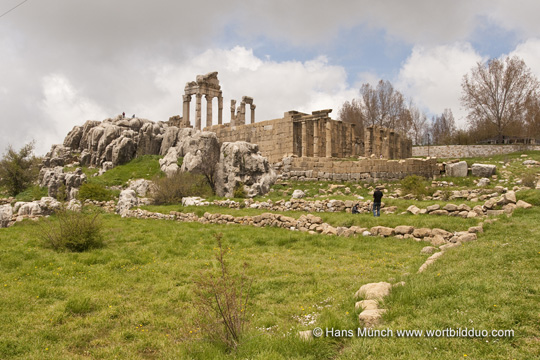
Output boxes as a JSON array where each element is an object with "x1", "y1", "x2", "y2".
[
  {"x1": 461, "y1": 56, "x2": 540, "y2": 143},
  {"x1": 338, "y1": 98, "x2": 364, "y2": 138},
  {"x1": 358, "y1": 80, "x2": 408, "y2": 131},
  {"x1": 0, "y1": 142, "x2": 39, "y2": 196},
  {"x1": 407, "y1": 102, "x2": 428, "y2": 145},
  {"x1": 430, "y1": 109, "x2": 456, "y2": 145}
]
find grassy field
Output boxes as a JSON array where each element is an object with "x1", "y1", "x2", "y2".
[{"x1": 1, "y1": 150, "x2": 539, "y2": 359}]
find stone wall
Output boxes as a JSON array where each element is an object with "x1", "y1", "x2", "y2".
[
  {"x1": 413, "y1": 144, "x2": 540, "y2": 158},
  {"x1": 208, "y1": 110, "x2": 412, "y2": 163},
  {"x1": 278, "y1": 157, "x2": 438, "y2": 182},
  {"x1": 208, "y1": 117, "x2": 295, "y2": 163}
]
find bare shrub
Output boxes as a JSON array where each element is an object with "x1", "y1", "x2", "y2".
[
  {"x1": 193, "y1": 233, "x2": 252, "y2": 350},
  {"x1": 151, "y1": 171, "x2": 212, "y2": 205}
]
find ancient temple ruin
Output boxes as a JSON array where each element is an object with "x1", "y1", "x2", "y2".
[
  {"x1": 176, "y1": 71, "x2": 411, "y2": 163},
  {"x1": 182, "y1": 72, "x2": 223, "y2": 130}
]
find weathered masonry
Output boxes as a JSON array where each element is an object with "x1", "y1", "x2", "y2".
[
  {"x1": 175, "y1": 71, "x2": 412, "y2": 163},
  {"x1": 278, "y1": 157, "x2": 438, "y2": 182},
  {"x1": 208, "y1": 110, "x2": 412, "y2": 163}
]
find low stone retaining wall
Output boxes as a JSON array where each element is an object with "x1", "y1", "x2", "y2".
[
  {"x1": 413, "y1": 144, "x2": 540, "y2": 158},
  {"x1": 276, "y1": 157, "x2": 439, "y2": 182}
]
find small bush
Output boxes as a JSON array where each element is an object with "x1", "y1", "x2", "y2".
[
  {"x1": 193, "y1": 233, "x2": 252, "y2": 350},
  {"x1": 151, "y1": 171, "x2": 213, "y2": 205},
  {"x1": 233, "y1": 182, "x2": 246, "y2": 198},
  {"x1": 78, "y1": 183, "x2": 115, "y2": 202},
  {"x1": 521, "y1": 172, "x2": 537, "y2": 188},
  {"x1": 39, "y1": 208, "x2": 104, "y2": 252},
  {"x1": 401, "y1": 175, "x2": 430, "y2": 199}
]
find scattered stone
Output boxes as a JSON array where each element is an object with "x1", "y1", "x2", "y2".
[
  {"x1": 407, "y1": 205, "x2": 421, "y2": 215},
  {"x1": 355, "y1": 282, "x2": 392, "y2": 301},
  {"x1": 292, "y1": 189, "x2": 306, "y2": 199},
  {"x1": 516, "y1": 200, "x2": 532, "y2": 209},
  {"x1": 358, "y1": 309, "x2": 387, "y2": 328},
  {"x1": 395, "y1": 225, "x2": 414, "y2": 235},
  {"x1": 355, "y1": 299, "x2": 378, "y2": 311},
  {"x1": 421, "y1": 246, "x2": 437, "y2": 254}
]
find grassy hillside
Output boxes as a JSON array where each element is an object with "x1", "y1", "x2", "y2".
[{"x1": 0, "y1": 150, "x2": 539, "y2": 359}]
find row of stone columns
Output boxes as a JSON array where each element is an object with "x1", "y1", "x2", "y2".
[{"x1": 183, "y1": 94, "x2": 224, "y2": 131}]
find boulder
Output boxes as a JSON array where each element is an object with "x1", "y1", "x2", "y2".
[
  {"x1": 0, "y1": 204, "x2": 13, "y2": 228},
  {"x1": 421, "y1": 246, "x2": 437, "y2": 254},
  {"x1": 355, "y1": 282, "x2": 392, "y2": 301},
  {"x1": 426, "y1": 204, "x2": 440, "y2": 212},
  {"x1": 292, "y1": 190, "x2": 305, "y2": 199},
  {"x1": 407, "y1": 205, "x2": 421, "y2": 215},
  {"x1": 395, "y1": 225, "x2": 414, "y2": 235},
  {"x1": 446, "y1": 161, "x2": 468, "y2": 177},
  {"x1": 215, "y1": 142, "x2": 277, "y2": 198},
  {"x1": 116, "y1": 189, "x2": 138, "y2": 215},
  {"x1": 477, "y1": 178, "x2": 491, "y2": 187},
  {"x1": 358, "y1": 309, "x2": 386, "y2": 327},
  {"x1": 128, "y1": 179, "x2": 153, "y2": 197},
  {"x1": 503, "y1": 191, "x2": 516, "y2": 204},
  {"x1": 471, "y1": 163, "x2": 496, "y2": 177},
  {"x1": 516, "y1": 200, "x2": 532, "y2": 209},
  {"x1": 370, "y1": 226, "x2": 395, "y2": 237}
]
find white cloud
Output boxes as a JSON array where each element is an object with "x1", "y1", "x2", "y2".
[
  {"x1": 396, "y1": 43, "x2": 485, "y2": 127},
  {"x1": 508, "y1": 38, "x2": 540, "y2": 79},
  {"x1": 151, "y1": 47, "x2": 358, "y2": 124}
]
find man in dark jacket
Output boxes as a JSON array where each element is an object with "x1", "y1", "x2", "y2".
[{"x1": 373, "y1": 187, "x2": 383, "y2": 217}]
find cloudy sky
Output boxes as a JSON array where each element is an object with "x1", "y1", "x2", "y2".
[{"x1": 3, "y1": 0, "x2": 540, "y2": 155}]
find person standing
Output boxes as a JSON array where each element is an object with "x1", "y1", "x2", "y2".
[{"x1": 373, "y1": 187, "x2": 383, "y2": 217}]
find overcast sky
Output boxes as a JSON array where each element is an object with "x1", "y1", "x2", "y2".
[{"x1": 3, "y1": 0, "x2": 540, "y2": 155}]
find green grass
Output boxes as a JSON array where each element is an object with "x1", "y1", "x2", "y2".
[
  {"x1": 71, "y1": 155, "x2": 164, "y2": 188},
  {"x1": 15, "y1": 185, "x2": 48, "y2": 202},
  {"x1": 0, "y1": 215, "x2": 425, "y2": 359},
  {"x1": 339, "y1": 206, "x2": 540, "y2": 360}
]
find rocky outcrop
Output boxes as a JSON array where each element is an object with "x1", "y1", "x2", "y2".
[
  {"x1": 38, "y1": 167, "x2": 87, "y2": 200},
  {"x1": 214, "y1": 142, "x2": 277, "y2": 198},
  {"x1": 46, "y1": 116, "x2": 167, "y2": 169}
]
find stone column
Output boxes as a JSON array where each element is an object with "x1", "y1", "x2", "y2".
[
  {"x1": 195, "y1": 93, "x2": 202, "y2": 130},
  {"x1": 182, "y1": 94, "x2": 191, "y2": 127},
  {"x1": 218, "y1": 96, "x2": 223, "y2": 125},
  {"x1": 301, "y1": 121, "x2": 307, "y2": 157},
  {"x1": 230, "y1": 100, "x2": 236, "y2": 127},
  {"x1": 313, "y1": 120, "x2": 319, "y2": 157},
  {"x1": 250, "y1": 104, "x2": 256, "y2": 124},
  {"x1": 206, "y1": 95, "x2": 213, "y2": 128},
  {"x1": 388, "y1": 132, "x2": 394, "y2": 159},
  {"x1": 239, "y1": 102, "x2": 246, "y2": 125},
  {"x1": 325, "y1": 120, "x2": 332, "y2": 158}
]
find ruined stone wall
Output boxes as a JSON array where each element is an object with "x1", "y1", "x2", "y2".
[
  {"x1": 412, "y1": 144, "x2": 540, "y2": 158},
  {"x1": 365, "y1": 125, "x2": 411, "y2": 159},
  {"x1": 208, "y1": 111, "x2": 412, "y2": 163},
  {"x1": 209, "y1": 117, "x2": 295, "y2": 163},
  {"x1": 278, "y1": 157, "x2": 438, "y2": 182}
]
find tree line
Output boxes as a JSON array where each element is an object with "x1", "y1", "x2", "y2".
[{"x1": 339, "y1": 56, "x2": 540, "y2": 146}]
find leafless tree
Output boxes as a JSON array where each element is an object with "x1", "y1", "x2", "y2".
[
  {"x1": 338, "y1": 98, "x2": 364, "y2": 138},
  {"x1": 430, "y1": 109, "x2": 456, "y2": 145},
  {"x1": 359, "y1": 80, "x2": 409, "y2": 131},
  {"x1": 407, "y1": 102, "x2": 428, "y2": 145},
  {"x1": 461, "y1": 56, "x2": 540, "y2": 143}
]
